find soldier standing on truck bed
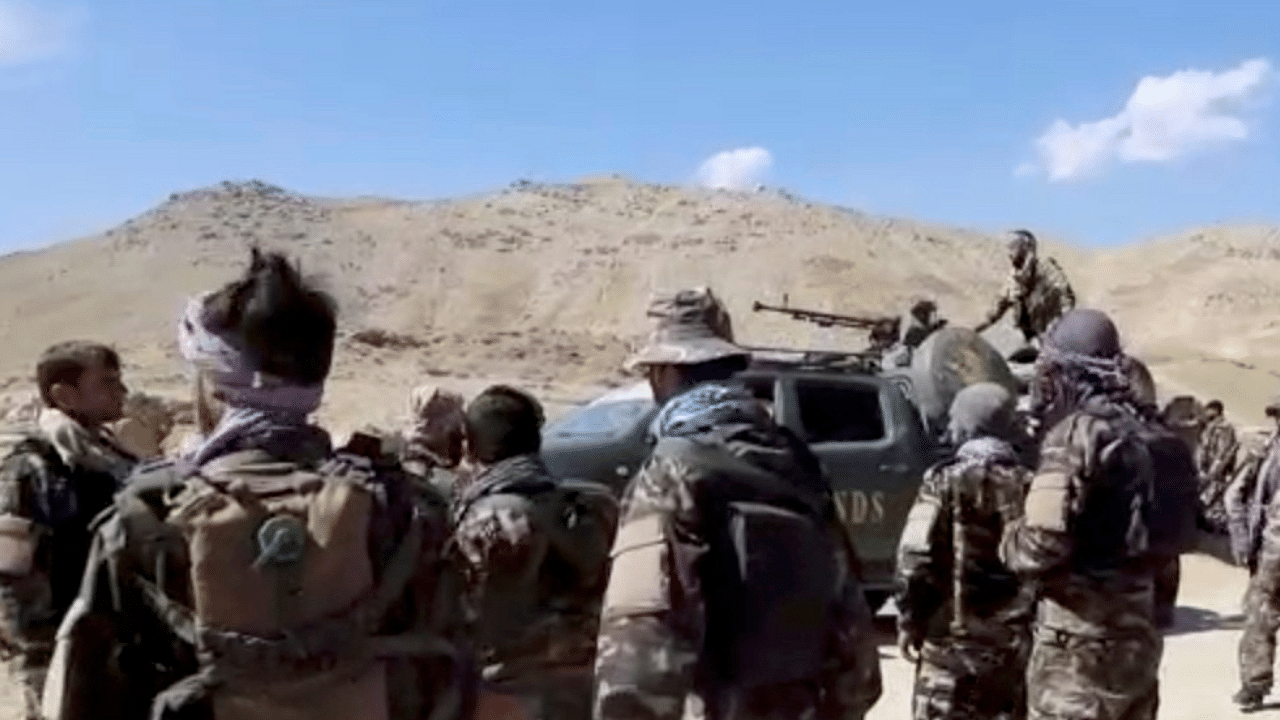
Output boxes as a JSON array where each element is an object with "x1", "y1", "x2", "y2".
[
  {"x1": 974, "y1": 230, "x2": 1076, "y2": 346},
  {"x1": 593, "y1": 287, "x2": 882, "y2": 720},
  {"x1": 896, "y1": 381, "x2": 1033, "y2": 720}
]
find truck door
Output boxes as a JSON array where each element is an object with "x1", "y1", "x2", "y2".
[{"x1": 775, "y1": 374, "x2": 933, "y2": 590}]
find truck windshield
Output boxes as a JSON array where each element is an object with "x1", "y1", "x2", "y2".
[{"x1": 547, "y1": 398, "x2": 655, "y2": 440}]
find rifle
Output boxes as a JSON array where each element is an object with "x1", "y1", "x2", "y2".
[{"x1": 752, "y1": 301, "x2": 902, "y2": 350}]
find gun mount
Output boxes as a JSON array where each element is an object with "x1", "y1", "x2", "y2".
[{"x1": 752, "y1": 300, "x2": 902, "y2": 352}]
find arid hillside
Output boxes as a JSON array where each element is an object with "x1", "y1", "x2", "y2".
[{"x1": 0, "y1": 177, "x2": 1276, "y2": 432}]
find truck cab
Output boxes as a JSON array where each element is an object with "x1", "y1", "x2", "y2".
[{"x1": 541, "y1": 354, "x2": 948, "y2": 609}]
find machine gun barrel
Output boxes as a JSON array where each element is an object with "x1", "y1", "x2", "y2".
[{"x1": 752, "y1": 300, "x2": 886, "y2": 329}]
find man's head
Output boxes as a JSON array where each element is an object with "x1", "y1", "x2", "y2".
[
  {"x1": 1266, "y1": 398, "x2": 1280, "y2": 429},
  {"x1": 625, "y1": 287, "x2": 751, "y2": 404},
  {"x1": 909, "y1": 296, "x2": 937, "y2": 323},
  {"x1": 1031, "y1": 308, "x2": 1133, "y2": 429},
  {"x1": 1204, "y1": 400, "x2": 1224, "y2": 421},
  {"x1": 179, "y1": 248, "x2": 336, "y2": 428},
  {"x1": 464, "y1": 385, "x2": 544, "y2": 466},
  {"x1": 1006, "y1": 229, "x2": 1037, "y2": 269},
  {"x1": 36, "y1": 341, "x2": 127, "y2": 428},
  {"x1": 947, "y1": 382, "x2": 1018, "y2": 447}
]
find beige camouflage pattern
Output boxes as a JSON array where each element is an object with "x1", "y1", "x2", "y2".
[
  {"x1": 896, "y1": 447, "x2": 1032, "y2": 720},
  {"x1": 454, "y1": 454, "x2": 596, "y2": 720},
  {"x1": 593, "y1": 432, "x2": 880, "y2": 720},
  {"x1": 1238, "y1": 492, "x2": 1280, "y2": 697},
  {"x1": 1001, "y1": 409, "x2": 1162, "y2": 720},
  {"x1": 1225, "y1": 430, "x2": 1280, "y2": 570},
  {"x1": 624, "y1": 288, "x2": 748, "y2": 371},
  {"x1": 982, "y1": 256, "x2": 1076, "y2": 342},
  {"x1": 1196, "y1": 415, "x2": 1238, "y2": 533},
  {"x1": 0, "y1": 410, "x2": 136, "y2": 720}
]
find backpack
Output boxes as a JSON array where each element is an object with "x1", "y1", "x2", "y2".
[
  {"x1": 537, "y1": 477, "x2": 619, "y2": 602},
  {"x1": 656, "y1": 436, "x2": 842, "y2": 691},
  {"x1": 1081, "y1": 405, "x2": 1199, "y2": 563},
  {"x1": 454, "y1": 465, "x2": 619, "y2": 621},
  {"x1": 115, "y1": 447, "x2": 465, "y2": 720}
]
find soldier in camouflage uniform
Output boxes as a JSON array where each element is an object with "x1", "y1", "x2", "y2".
[
  {"x1": 1231, "y1": 400, "x2": 1280, "y2": 710},
  {"x1": 1001, "y1": 308, "x2": 1178, "y2": 720},
  {"x1": 0, "y1": 342, "x2": 138, "y2": 719},
  {"x1": 1225, "y1": 399, "x2": 1280, "y2": 575},
  {"x1": 453, "y1": 385, "x2": 609, "y2": 720},
  {"x1": 974, "y1": 230, "x2": 1076, "y2": 345},
  {"x1": 1196, "y1": 400, "x2": 1239, "y2": 534},
  {"x1": 41, "y1": 250, "x2": 476, "y2": 720},
  {"x1": 594, "y1": 287, "x2": 882, "y2": 720},
  {"x1": 896, "y1": 382, "x2": 1033, "y2": 720}
]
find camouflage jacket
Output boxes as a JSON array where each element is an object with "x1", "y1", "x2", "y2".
[
  {"x1": 0, "y1": 411, "x2": 137, "y2": 658},
  {"x1": 1226, "y1": 431, "x2": 1280, "y2": 567},
  {"x1": 593, "y1": 410, "x2": 881, "y2": 720},
  {"x1": 452, "y1": 453, "x2": 599, "y2": 687},
  {"x1": 40, "y1": 432, "x2": 476, "y2": 720},
  {"x1": 896, "y1": 438, "x2": 1032, "y2": 648},
  {"x1": 985, "y1": 256, "x2": 1076, "y2": 339},
  {"x1": 1000, "y1": 404, "x2": 1158, "y2": 637},
  {"x1": 1197, "y1": 416, "x2": 1239, "y2": 484}
]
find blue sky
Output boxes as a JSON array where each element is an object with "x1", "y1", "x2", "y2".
[{"x1": 1, "y1": 0, "x2": 1277, "y2": 251}]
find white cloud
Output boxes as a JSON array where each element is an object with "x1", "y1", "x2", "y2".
[
  {"x1": 0, "y1": 1, "x2": 77, "y2": 67},
  {"x1": 1022, "y1": 58, "x2": 1273, "y2": 182},
  {"x1": 697, "y1": 147, "x2": 773, "y2": 190}
]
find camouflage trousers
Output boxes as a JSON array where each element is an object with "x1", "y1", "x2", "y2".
[
  {"x1": 1025, "y1": 625, "x2": 1160, "y2": 720},
  {"x1": 912, "y1": 638, "x2": 1028, "y2": 720},
  {"x1": 1238, "y1": 550, "x2": 1280, "y2": 695}
]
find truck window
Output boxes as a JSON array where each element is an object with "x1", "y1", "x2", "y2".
[
  {"x1": 546, "y1": 399, "x2": 654, "y2": 440},
  {"x1": 794, "y1": 380, "x2": 885, "y2": 444}
]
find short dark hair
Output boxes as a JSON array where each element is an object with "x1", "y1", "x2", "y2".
[
  {"x1": 1206, "y1": 400, "x2": 1224, "y2": 413},
  {"x1": 465, "y1": 385, "x2": 544, "y2": 464},
  {"x1": 36, "y1": 342, "x2": 121, "y2": 407},
  {"x1": 202, "y1": 247, "x2": 337, "y2": 385}
]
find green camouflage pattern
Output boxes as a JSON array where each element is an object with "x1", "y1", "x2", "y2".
[{"x1": 1001, "y1": 408, "x2": 1162, "y2": 720}]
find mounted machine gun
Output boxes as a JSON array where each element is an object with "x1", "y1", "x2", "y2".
[{"x1": 752, "y1": 300, "x2": 902, "y2": 352}]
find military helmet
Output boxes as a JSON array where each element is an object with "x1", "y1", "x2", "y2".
[
  {"x1": 624, "y1": 287, "x2": 750, "y2": 371},
  {"x1": 1043, "y1": 308, "x2": 1122, "y2": 359},
  {"x1": 947, "y1": 381, "x2": 1017, "y2": 445}
]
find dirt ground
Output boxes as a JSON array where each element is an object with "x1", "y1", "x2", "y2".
[{"x1": 0, "y1": 551, "x2": 1262, "y2": 719}]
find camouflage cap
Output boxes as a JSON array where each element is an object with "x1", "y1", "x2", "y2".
[{"x1": 624, "y1": 287, "x2": 750, "y2": 372}]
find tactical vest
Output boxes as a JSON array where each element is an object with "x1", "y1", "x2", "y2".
[
  {"x1": 59, "y1": 448, "x2": 471, "y2": 720},
  {"x1": 1072, "y1": 405, "x2": 1198, "y2": 572},
  {"x1": 0, "y1": 425, "x2": 119, "y2": 616},
  {"x1": 656, "y1": 435, "x2": 843, "y2": 692},
  {"x1": 450, "y1": 457, "x2": 618, "y2": 677}
]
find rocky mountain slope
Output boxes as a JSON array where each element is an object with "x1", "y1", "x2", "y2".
[{"x1": 0, "y1": 177, "x2": 1276, "y2": 431}]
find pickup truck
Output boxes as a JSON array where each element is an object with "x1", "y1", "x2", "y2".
[{"x1": 541, "y1": 356, "x2": 953, "y2": 611}]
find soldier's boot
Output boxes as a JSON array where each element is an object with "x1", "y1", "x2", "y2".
[{"x1": 1232, "y1": 686, "x2": 1266, "y2": 712}]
